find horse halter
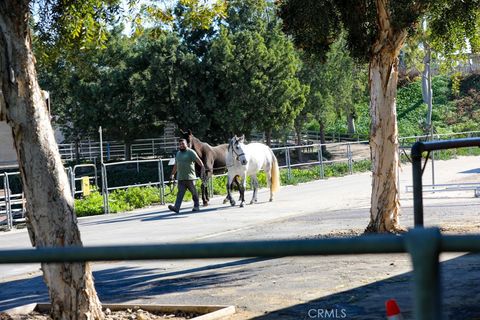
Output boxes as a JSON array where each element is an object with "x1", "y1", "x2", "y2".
[{"x1": 230, "y1": 141, "x2": 247, "y2": 164}]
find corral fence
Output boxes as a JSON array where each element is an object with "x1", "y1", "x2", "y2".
[
  {"x1": 0, "y1": 172, "x2": 25, "y2": 230},
  {"x1": 250, "y1": 130, "x2": 369, "y2": 147},
  {"x1": 270, "y1": 141, "x2": 367, "y2": 180},
  {"x1": 58, "y1": 137, "x2": 179, "y2": 163},
  {"x1": 2, "y1": 131, "x2": 480, "y2": 230},
  {"x1": 100, "y1": 159, "x2": 169, "y2": 214},
  {"x1": 401, "y1": 131, "x2": 480, "y2": 196}
]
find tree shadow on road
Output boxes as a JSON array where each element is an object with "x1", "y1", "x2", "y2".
[
  {"x1": 251, "y1": 253, "x2": 480, "y2": 320},
  {"x1": 0, "y1": 257, "x2": 271, "y2": 311},
  {"x1": 2, "y1": 254, "x2": 480, "y2": 319}
]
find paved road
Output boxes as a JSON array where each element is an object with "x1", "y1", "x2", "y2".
[{"x1": 1, "y1": 156, "x2": 480, "y2": 319}]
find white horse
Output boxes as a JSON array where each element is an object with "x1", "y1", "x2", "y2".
[{"x1": 225, "y1": 135, "x2": 280, "y2": 207}]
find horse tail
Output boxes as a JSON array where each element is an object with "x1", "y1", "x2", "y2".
[{"x1": 270, "y1": 148, "x2": 280, "y2": 193}]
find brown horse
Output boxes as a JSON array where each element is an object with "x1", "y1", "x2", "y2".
[{"x1": 180, "y1": 129, "x2": 240, "y2": 206}]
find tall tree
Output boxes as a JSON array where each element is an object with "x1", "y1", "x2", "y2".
[
  {"x1": 0, "y1": 1, "x2": 123, "y2": 318},
  {"x1": 37, "y1": 29, "x2": 172, "y2": 159},
  {"x1": 204, "y1": 0, "x2": 308, "y2": 144},
  {"x1": 299, "y1": 36, "x2": 368, "y2": 146},
  {"x1": 279, "y1": 0, "x2": 480, "y2": 232},
  {"x1": 2, "y1": 1, "x2": 230, "y2": 317},
  {"x1": 299, "y1": 53, "x2": 337, "y2": 150}
]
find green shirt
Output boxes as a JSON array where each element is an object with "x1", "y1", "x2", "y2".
[{"x1": 175, "y1": 149, "x2": 198, "y2": 180}]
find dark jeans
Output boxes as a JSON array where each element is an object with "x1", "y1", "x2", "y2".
[{"x1": 174, "y1": 180, "x2": 200, "y2": 210}]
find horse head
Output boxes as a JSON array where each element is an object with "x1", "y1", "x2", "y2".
[
  {"x1": 180, "y1": 129, "x2": 194, "y2": 148},
  {"x1": 229, "y1": 135, "x2": 247, "y2": 166}
]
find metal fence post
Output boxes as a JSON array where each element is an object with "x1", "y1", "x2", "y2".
[
  {"x1": 286, "y1": 147, "x2": 292, "y2": 180},
  {"x1": 397, "y1": 147, "x2": 401, "y2": 200},
  {"x1": 93, "y1": 165, "x2": 98, "y2": 189},
  {"x1": 2, "y1": 174, "x2": 7, "y2": 229},
  {"x1": 4, "y1": 173, "x2": 12, "y2": 230},
  {"x1": 158, "y1": 159, "x2": 165, "y2": 205},
  {"x1": 318, "y1": 144, "x2": 324, "y2": 179},
  {"x1": 69, "y1": 167, "x2": 75, "y2": 198},
  {"x1": 412, "y1": 142, "x2": 425, "y2": 227},
  {"x1": 431, "y1": 147, "x2": 435, "y2": 190},
  {"x1": 3, "y1": 173, "x2": 11, "y2": 230},
  {"x1": 347, "y1": 143, "x2": 353, "y2": 175},
  {"x1": 405, "y1": 228, "x2": 442, "y2": 320},
  {"x1": 101, "y1": 164, "x2": 110, "y2": 214}
]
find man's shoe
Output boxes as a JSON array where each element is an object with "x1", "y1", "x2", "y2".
[
  {"x1": 192, "y1": 206, "x2": 200, "y2": 212},
  {"x1": 168, "y1": 205, "x2": 179, "y2": 213}
]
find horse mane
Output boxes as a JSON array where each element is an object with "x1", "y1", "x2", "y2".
[
  {"x1": 183, "y1": 132, "x2": 229, "y2": 169},
  {"x1": 189, "y1": 135, "x2": 211, "y2": 157}
]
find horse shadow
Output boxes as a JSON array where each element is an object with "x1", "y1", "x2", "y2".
[
  {"x1": 80, "y1": 202, "x2": 238, "y2": 226},
  {"x1": 140, "y1": 205, "x2": 233, "y2": 221},
  {"x1": 79, "y1": 210, "x2": 185, "y2": 226}
]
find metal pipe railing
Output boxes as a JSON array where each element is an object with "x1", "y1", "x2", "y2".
[
  {"x1": 411, "y1": 137, "x2": 480, "y2": 227},
  {"x1": 0, "y1": 227, "x2": 478, "y2": 319},
  {"x1": 72, "y1": 164, "x2": 98, "y2": 197},
  {"x1": 0, "y1": 235, "x2": 405, "y2": 263},
  {"x1": 101, "y1": 159, "x2": 171, "y2": 213}
]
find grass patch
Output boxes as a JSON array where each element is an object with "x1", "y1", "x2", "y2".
[{"x1": 75, "y1": 186, "x2": 163, "y2": 216}]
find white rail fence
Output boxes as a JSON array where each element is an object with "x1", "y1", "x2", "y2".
[
  {"x1": 58, "y1": 137, "x2": 179, "y2": 162},
  {"x1": 2, "y1": 131, "x2": 480, "y2": 230}
]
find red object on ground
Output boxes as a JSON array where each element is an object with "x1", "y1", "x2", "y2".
[{"x1": 385, "y1": 299, "x2": 403, "y2": 319}]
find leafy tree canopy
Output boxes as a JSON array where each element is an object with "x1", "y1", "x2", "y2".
[{"x1": 278, "y1": 0, "x2": 480, "y2": 62}]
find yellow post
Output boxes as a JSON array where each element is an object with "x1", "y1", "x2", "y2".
[{"x1": 81, "y1": 177, "x2": 91, "y2": 196}]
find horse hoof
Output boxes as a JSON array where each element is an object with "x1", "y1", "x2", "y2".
[
  {"x1": 223, "y1": 199, "x2": 228, "y2": 204},
  {"x1": 249, "y1": 201, "x2": 254, "y2": 205},
  {"x1": 203, "y1": 202, "x2": 209, "y2": 207},
  {"x1": 269, "y1": 198, "x2": 273, "y2": 202},
  {"x1": 230, "y1": 201, "x2": 236, "y2": 206},
  {"x1": 240, "y1": 203, "x2": 244, "y2": 208}
]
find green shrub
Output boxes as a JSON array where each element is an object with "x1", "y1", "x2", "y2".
[
  {"x1": 75, "y1": 191, "x2": 104, "y2": 217},
  {"x1": 353, "y1": 159, "x2": 372, "y2": 172},
  {"x1": 76, "y1": 186, "x2": 164, "y2": 215},
  {"x1": 124, "y1": 186, "x2": 161, "y2": 208},
  {"x1": 107, "y1": 189, "x2": 132, "y2": 213}
]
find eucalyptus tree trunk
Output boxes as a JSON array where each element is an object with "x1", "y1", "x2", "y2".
[
  {"x1": 294, "y1": 124, "x2": 303, "y2": 162},
  {"x1": 0, "y1": 1, "x2": 104, "y2": 319},
  {"x1": 365, "y1": 0, "x2": 407, "y2": 233},
  {"x1": 265, "y1": 129, "x2": 272, "y2": 147},
  {"x1": 319, "y1": 121, "x2": 327, "y2": 154},
  {"x1": 347, "y1": 112, "x2": 356, "y2": 136}
]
